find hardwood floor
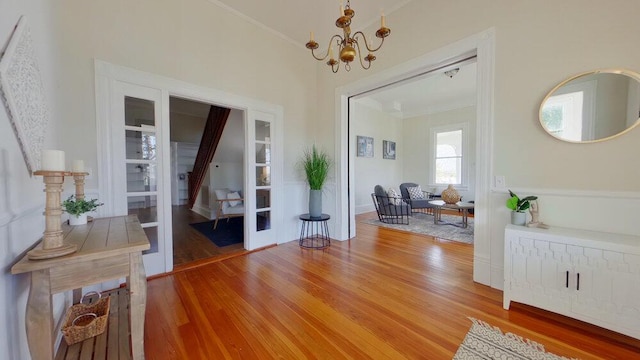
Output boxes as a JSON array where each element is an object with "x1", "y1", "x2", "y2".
[
  {"x1": 145, "y1": 212, "x2": 640, "y2": 359},
  {"x1": 172, "y1": 205, "x2": 246, "y2": 267}
]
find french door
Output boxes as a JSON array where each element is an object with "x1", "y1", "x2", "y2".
[
  {"x1": 111, "y1": 82, "x2": 169, "y2": 276},
  {"x1": 246, "y1": 110, "x2": 277, "y2": 248},
  {"x1": 96, "y1": 61, "x2": 282, "y2": 276}
]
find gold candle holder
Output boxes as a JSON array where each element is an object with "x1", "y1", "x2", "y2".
[{"x1": 28, "y1": 171, "x2": 78, "y2": 260}]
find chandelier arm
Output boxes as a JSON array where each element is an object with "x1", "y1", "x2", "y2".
[
  {"x1": 310, "y1": 34, "x2": 345, "y2": 61},
  {"x1": 352, "y1": 31, "x2": 385, "y2": 52},
  {"x1": 353, "y1": 40, "x2": 371, "y2": 70}
]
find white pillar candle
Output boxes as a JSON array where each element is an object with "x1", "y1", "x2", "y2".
[
  {"x1": 72, "y1": 160, "x2": 85, "y2": 173},
  {"x1": 41, "y1": 150, "x2": 65, "y2": 171}
]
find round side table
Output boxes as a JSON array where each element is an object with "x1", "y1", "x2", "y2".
[{"x1": 299, "y1": 213, "x2": 330, "y2": 249}]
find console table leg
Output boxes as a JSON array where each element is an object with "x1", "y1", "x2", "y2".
[
  {"x1": 26, "y1": 269, "x2": 53, "y2": 360},
  {"x1": 128, "y1": 253, "x2": 147, "y2": 360}
]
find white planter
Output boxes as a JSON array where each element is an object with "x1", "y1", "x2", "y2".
[
  {"x1": 510, "y1": 211, "x2": 527, "y2": 226},
  {"x1": 69, "y1": 213, "x2": 88, "y2": 226}
]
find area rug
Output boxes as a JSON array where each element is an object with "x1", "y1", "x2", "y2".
[
  {"x1": 363, "y1": 212, "x2": 474, "y2": 244},
  {"x1": 454, "y1": 318, "x2": 574, "y2": 360},
  {"x1": 190, "y1": 217, "x2": 243, "y2": 247}
]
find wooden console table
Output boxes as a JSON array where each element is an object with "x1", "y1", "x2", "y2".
[{"x1": 11, "y1": 215, "x2": 150, "y2": 360}]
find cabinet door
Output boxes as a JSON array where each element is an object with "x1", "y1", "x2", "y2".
[{"x1": 507, "y1": 236, "x2": 571, "y2": 313}]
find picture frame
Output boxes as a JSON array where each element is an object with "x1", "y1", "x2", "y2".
[
  {"x1": 0, "y1": 16, "x2": 49, "y2": 174},
  {"x1": 356, "y1": 136, "x2": 374, "y2": 157},
  {"x1": 383, "y1": 140, "x2": 396, "y2": 160}
]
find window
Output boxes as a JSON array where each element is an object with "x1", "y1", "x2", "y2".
[
  {"x1": 431, "y1": 123, "x2": 468, "y2": 187},
  {"x1": 541, "y1": 91, "x2": 583, "y2": 141},
  {"x1": 540, "y1": 79, "x2": 595, "y2": 141}
]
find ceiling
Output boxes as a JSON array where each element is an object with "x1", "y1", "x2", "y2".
[
  {"x1": 354, "y1": 61, "x2": 477, "y2": 118},
  {"x1": 210, "y1": 0, "x2": 411, "y2": 49},
  {"x1": 209, "y1": 0, "x2": 476, "y2": 118}
]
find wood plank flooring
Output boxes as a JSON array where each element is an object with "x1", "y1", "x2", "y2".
[
  {"x1": 172, "y1": 205, "x2": 245, "y2": 267},
  {"x1": 144, "y1": 212, "x2": 640, "y2": 359}
]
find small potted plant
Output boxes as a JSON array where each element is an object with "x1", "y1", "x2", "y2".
[
  {"x1": 506, "y1": 190, "x2": 537, "y2": 226},
  {"x1": 62, "y1": 195, "x2": 103, "y2": 226},
  {"x1": 300, "y1": 145, "x2": 331, "y2": 218}
]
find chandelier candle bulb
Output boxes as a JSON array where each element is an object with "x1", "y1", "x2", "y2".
[
  {"x1": 72, "y1": 160, "x2": 85, "y2": 173},
  {"x1": 381, "y1": 12, "x2": 385, "y2": 28},
  {"x1": 41, "y1": 150, "x2": 65, "y2": 171},
  {"x1": 310, "y1": 31, "x2": 314, "y2": 41}
]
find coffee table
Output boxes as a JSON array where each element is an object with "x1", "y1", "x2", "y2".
[{"x1": 428, "y1": 200, "x2": 475, "y2": 228}]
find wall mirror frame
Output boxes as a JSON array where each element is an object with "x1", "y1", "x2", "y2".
[{"x1": 539, "y1": 69, "x2": 640, "y2": 143}]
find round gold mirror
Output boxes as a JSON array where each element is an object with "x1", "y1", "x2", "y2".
[{"x1": 539, "y1": 69, "x2": 640, "y2": 143}]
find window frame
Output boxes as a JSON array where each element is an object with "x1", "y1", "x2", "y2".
[{"x1": 429, "y1": 122, "x2": 469, "y2": 190}]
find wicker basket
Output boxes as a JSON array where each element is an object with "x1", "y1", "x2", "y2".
[{"x1": 61, "y1": 291, "x2": 110, "y2": 345}]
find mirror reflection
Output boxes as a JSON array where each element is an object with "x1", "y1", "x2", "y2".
[{"x1": 539, "y1": 70, "x2": 640, "y2": 143}]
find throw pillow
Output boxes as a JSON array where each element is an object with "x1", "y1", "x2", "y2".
[
  {"x1": 407, "y1": 186, "x2": 424, "y2": 200},
  {"x1": 214, "y1": 188, "x2": 231, "y2": 209},
  {"x1": 227, "y1": 191, "x2": 242, "y2": 207},
  {"x1": 387, "y1": 188, "x2": 401, "y2": 205}
]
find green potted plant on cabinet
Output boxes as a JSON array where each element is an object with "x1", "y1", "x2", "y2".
[
  {"x1": 506, "y1": 190, "x2": 537, "y2": 225},
  {"x1": 62, "y1": 195, "x2": 103, "y2": 225},
  {"x1": 301, "y1": 145, "x2": 331, "y2": 218}
]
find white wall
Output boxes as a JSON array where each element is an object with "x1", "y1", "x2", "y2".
[
  {"x1": 316, "y1": 0, "x2": 640, "y2": 289},
  {"x1": 352, "y1": 101, "x2": 403, "y2": 214},
  {"x1": 0, "y1": 1, "x2": 71, "y2": 358},
  {"x1": 2, "y1": 0, "x2": 316, "y2": 356},
  {"x1": 403, "y1": 106, "x2": 477, "y2": 201}
]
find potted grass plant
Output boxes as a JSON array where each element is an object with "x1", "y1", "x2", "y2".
[
  {"x1": 301, "y1": 145, "x2": 331, "y2": 218},
  {"x1": 62, "y1": 195, "x2": 103, "y2": 225},
  {"x1": 506, "y1": 190, "x2": 537, "y2": 226}
]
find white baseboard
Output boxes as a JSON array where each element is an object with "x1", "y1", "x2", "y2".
[
  {"x1": 473, "y1": 255, "x2": 491, "y2": 287},
  {"x1": 355, "y1": 204, "x2": 375, "y2": 215},
  {"x1": 191, "y1": 205, "x2": 213, "y2": 219}
]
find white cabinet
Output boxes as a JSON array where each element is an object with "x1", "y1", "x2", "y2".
[{"x1": 504, "y1": 224, "x2": 640, "y2": 339}]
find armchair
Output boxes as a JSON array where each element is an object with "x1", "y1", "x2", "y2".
[
  {"x1": 399, "y1": 182, "x2": 435, "y2": 214},
  {"x1": 213, "y1": 189, "x2": 245, "y2": 229},
  {"x1": 371, "y1": 185, "x2": 411, "y2": 225}
]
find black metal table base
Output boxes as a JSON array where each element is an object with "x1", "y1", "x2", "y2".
[{"x1": 299, "y1": 213, "x2": 330, "y2": 249}]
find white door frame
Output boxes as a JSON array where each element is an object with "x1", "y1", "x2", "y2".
[
  {"x1": 95, "y1": 60, "x2": 284, "y2": 275},
  {"x1": 334, "y1": 28, "x2": 495, "y2": 286}
]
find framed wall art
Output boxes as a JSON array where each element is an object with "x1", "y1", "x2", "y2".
[
  {"x1": 356, "y1": 136, "x2": 373, "y2": 157},
  {"x1": 383, "y1": 140, "x2": 396, "y2": 160},
  {"x1": 0, "y1": 16, "x2": 49, "y2": 174}
]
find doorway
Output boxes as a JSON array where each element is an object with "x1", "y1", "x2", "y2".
[
  {"x1": 168, "y1": 97, "x2": 247, "y2": 267},
  {"x1": 95, "y1": 60, "x2": 283, "y2": 277},
  {"x1": 334, "y1": 29, "x2": 495, "y2": 286},
  {"x1": 349, "y1": 59, "x2": 478, "y2": 225}
]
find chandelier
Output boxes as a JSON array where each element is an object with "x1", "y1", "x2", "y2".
[{"x1": 305, "y1": 0, "x2": 391, "y2": 73}]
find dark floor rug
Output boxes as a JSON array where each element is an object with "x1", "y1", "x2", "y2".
[{"x1": 190, "y1": 217, "x2": 243, "y2": 247}]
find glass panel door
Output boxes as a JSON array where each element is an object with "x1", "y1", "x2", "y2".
[
  {"x1": 112, "y1": 82, "x2": 167, "y2": 276},
  {"x1": 125, "y1": 97, "x2": 159, "y2": 252},
  {"x1": 255, "y1": 120, "x2": 271, "y2": 232},
  {"x1": 247, "y1": 110, "x2": 277, "y2": 249}
]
